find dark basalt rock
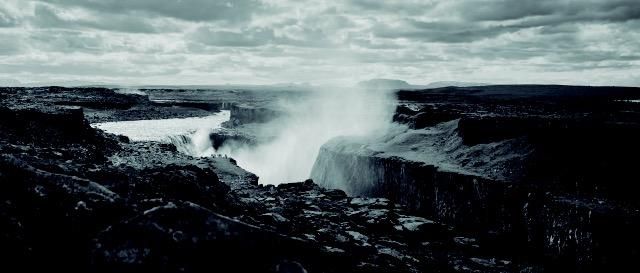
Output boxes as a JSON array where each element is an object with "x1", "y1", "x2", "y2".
[
  {"x1": 87, "y1": 164, "x2": 234, "y2": 214},
  {"x1": 224, "y1": 103, "x2": 282, "y2": 127},
  {"x1": 91, "y1": 201, "x2": 318, "y2": 273},
  {"x1": 396, "y1": 85, "x2": 640, "y2": 102},
  {"x1": 0, "y1": 104, "x2": 119, "y2": 163},
  {"x1": 0, "y1": 106, "x2": 95, "y2": 144},
  {"x1": 393, "y1": 104, "x2": 461, "y2": 129},
  {"x1": 21, "y1": 86, "x2": 150, "y2": 110},
  {"x1": 151, "y1": 100, "x2": 224, "y2": 111},
  {"x1": 0, "y1": 154, "x2": 125, "y2": 272},
  {"x1": 209, "y1": 128, "x2": 257, "y2": 150},
  {"x1": 5, "y1": 85, "x2": 639, "y2": 272},
  {"x1": 311, "y1": 85, "x2": 640, "y2": 272},
  {"x1": 0, "y1": 86, "x2": 224, "y2": 123},
  {"x1": 0, "y1": 91, "x2": 526, "y2": 273}
]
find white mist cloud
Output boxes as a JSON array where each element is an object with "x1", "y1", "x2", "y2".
[{"x1": 218, "y1": 86, "x2": 396, "y2": 184}]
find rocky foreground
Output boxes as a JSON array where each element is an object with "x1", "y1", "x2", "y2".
[{"x1": 1, "y1": 87, "x2": 531, "y2": 273}]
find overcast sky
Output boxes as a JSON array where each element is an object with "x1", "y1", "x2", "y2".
[{"x1": 0, "y1": 0, "x2": 639, "y2": 86}]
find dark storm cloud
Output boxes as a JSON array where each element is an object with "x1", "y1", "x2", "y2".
[
  {"x1": 456, "y1": 0, "x2": 556, "y2": 21},
  {"x1": 364, "y1": 0, "x2": 640, "y2": 43},
  {"x1": 38, "y1": 0, "x2": 263, "y2": 23},
  {"x1": 457, "y1": 0, "x2": 640, "y2": 23}
]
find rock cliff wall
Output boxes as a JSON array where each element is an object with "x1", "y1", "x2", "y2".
[{"x1": 310, "y1": 117, "x2": 640, "y2": 272}]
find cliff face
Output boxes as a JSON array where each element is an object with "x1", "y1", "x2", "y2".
[
  {"x1": 310, "y1": 120, "x2": 532, "y2": 232},
  {"x1": 310, "y1": 119, "x2": 640, "y2": 272},
  {"x1": 311, "y1": 120, "x2": 530, "y2": 196},
  {"x1": 224, "y1": 103, "x2": 282, "y2": 127},
  {"x1": 311, "y1": 85, "x2": 640, "y2": 272}
]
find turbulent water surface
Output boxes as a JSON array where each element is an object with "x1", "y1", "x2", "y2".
[{"x1": 91, "y1": 110, "x2": 230, "y2": 156}]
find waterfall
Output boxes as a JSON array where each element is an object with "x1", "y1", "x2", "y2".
[
  {"x1": 216, "y1": 87, "x2": 396, "y2": 185},
  {"x1": 166, "y1": 128, "x2": 216, "y2": 157},
  {"x1": 92, "y1": 111, "x2": 231, "y2": 157}
]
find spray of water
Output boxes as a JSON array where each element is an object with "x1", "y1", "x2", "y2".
[
  {"x1": 217, "y1": 85, "x2": 396, "y2": 184},
  {"x1": 115, "y1": 88, "x2": 147, "y2": 96},
  {"x1": 167, "y1": 127, "x2": 217, "y2": 157}
]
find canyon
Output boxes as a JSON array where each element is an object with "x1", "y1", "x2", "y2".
[{"x1": 1, "y1": 84, "x2": 640, "y2": 272}]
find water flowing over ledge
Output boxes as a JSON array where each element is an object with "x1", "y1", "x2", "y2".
[{"x1": 91, "y1": 110, "x2": 230, "y2": 157}]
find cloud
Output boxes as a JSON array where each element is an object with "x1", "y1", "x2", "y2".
[
  {"x1": 191, "y1": 26, "x2": 275, "y2": 47},
  {"x1": 0, "y1": 35, "x2": 23, "y2": 55},
  {"x1": 455, "y1": 0, "x2": 640, "y2": 23},
  {"x1": 32, "y1": 3, "x2": 160, "y2": 33},
  {"x1": 0, "y1": 0, "x2": 637, "y2": 86},
  {"x1": 0, "y1": 6, "x2": 19, "y2": 27},
  {"x1": 38, "y1": 0, "x2": 264, "y2": 23},
  {"x1": 22, "y1": 29, "x2": 107, "y2": 53},
  {"x1": 190, "y1": 23, "x2": 339, "y2": 49},
  {"x1": 346, "y1": 0, "x2": 438, "y2": 15},
  {"x1": 371, "y1": 19, "x2": 516, "y2": 43}
]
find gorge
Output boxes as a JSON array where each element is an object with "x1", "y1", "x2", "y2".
[{"x1": 2, "y1": 84, "x2": 640, "y2": 273}]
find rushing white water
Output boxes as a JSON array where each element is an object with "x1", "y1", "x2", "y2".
[
  {"x1": 217, "y1": 87, "x2": 396, "y2": 185},
  {"x1": 92, "y1": 85, "x2": 396, "y2": 186},
  {"x1": 91, "y1": 111, "x2": 230, "y2": 157}
]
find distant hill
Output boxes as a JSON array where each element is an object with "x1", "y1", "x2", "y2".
[
  {"x1": 22, "y1": 80, "x2": 109, "y2": 87},
  {"x1": 397, "y1": 84, "x2": 640, "y2": 101},
  {"x1": 357, "y1": 79, "x2": 491, "y2": 91},
  {"x1": 129, "y1": 84, "x2": 315, "y2": 92},
  {"x1": 357, "y1": 79, "x2": 412, "y2": 90},
  {"x1": 422, "y1": 81, "x2": 489, "y2": 89}
]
